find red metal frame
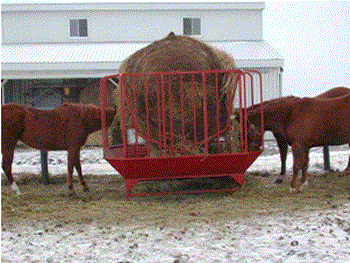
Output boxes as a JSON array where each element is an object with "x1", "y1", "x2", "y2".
[{"x1": 100, "y1": 69, "x2": 264, "y2": 199}]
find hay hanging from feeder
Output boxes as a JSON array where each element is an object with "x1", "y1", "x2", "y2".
[{"x1": 114, "y1": 32, "x2": 239, "y2": 155}]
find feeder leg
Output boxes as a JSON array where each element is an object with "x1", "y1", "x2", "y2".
[
  {"x1": 323, "y1": 145, "x2": 331, "y2": 171},
  {"x1": 41, "y1": 150, "x2": 50, "y2": 185},
  {"x1": 230, "y1": 173, "x2": 245, "y2": 187},
  {"x1": 125, "y1": 179, "x2": 139, "y2": 200}
]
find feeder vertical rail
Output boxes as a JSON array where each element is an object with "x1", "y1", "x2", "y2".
[
  {"x1": 144, "y1": 76, "x2": 151, "y2": 156},
  {"x1": 180, "y1": 74, "x2": 186, "y2": 153},
  {"x1": 161, "y1": 75, "x2": 167, "y2": 155},
  {"x1": 191, "y1": 74, "x2": 198, "y2": 149},
  {"x1": 243, "y1": 72, "x2": 248, "y2": 152},
  {"x1": 120, "y1": 77, "x2": 128, "y2": 158},
  {"x1": 99, "y1": 77, "x2": 108, "y2": 154},
  {"x1": 168, "y1": 75, "x2": 175, "y2": 154},
  {"x1": 246, "y1": 69, "x2": 265, "y2": 150},
  {"x1": 202, "y1": 72, "x2": 209, "y2": 153}
]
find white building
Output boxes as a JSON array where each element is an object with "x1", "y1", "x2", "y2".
[{"x1": 2, "y1": 2, "x2": 283, "y2": 110}]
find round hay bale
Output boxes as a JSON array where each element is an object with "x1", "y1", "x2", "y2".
[
  {"x1": 120, "y1": 32, "x2": 229, "y2": 73},
  {"x1": 115, "y1": 32, "x2": 238, "y2": 155}
]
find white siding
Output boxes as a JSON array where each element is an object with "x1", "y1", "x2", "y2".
[
  {"x1": 234, "y1": 68, "x2": 282, "y2": 108},
  {"x1": 260, "y1": 68, "x2": 282, "y2": 101},
  {"x1": 2, "y1": 8, "x2": 262, "y2": 44}
]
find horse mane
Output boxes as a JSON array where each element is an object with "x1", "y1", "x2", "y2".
[
  {"x1": 59, "y1": 102, "x2": 99, "y2": 110},
  {"x1": 248, "y1": 87, "x2": 350, "y2": 114},
  {"x1": 247, "y1": 95, "x2": 300, "y2": 113},
  {"x1": 247, "y1": 96, "x2": 298, "y2": 134},
  {"x1": 57, "y1": 103, "x2": 104, "y2": 119}
]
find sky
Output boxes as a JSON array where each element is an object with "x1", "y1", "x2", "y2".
[
  {"x1": 1, "y1": 1, "x2": 349, "y2": 97},
  {"x1": 263, "y1": 1, "x2": 350, "y2": 97}
]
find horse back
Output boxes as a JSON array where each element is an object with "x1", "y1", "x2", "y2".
[
  {"x1": 247, "y1": 95, "x2": 299, "y2": 113},
  {"x1": 287, "y1": 94, "x2": 350, "y2": 146},
  {"x1": 20, "y1": 104, "x2": 88, "y2": 150},
  {"x1": 316, "y1": 86, "x2": 350, "y2": 99}
]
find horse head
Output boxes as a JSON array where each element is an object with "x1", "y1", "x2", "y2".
[
  {"x1": 105, "y1": 106, "x2": 117, "y2": 127},
  {"x1": 77, "y1": 104, "x2": 114, "y2": 133},
  {"x1": 234, "y1": 109, "x2": 263, "y2": 152},
  {"x1": 246, "y1": 121, "x2": 263, "y2": 151}
]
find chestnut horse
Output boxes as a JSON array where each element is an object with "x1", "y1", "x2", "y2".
[
  {"x1": 246, "y1": 93, "x2": 350, "y2": 191},
  {"x1": 1, "y1": 103, "x2": 116, "y2": 196},
  {"x1": 246, "y1": 87, "x2": 350, "y2": 183}
]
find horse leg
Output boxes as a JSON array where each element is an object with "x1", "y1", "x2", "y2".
[
  {"x1": 275, "y1": 134, "x2": 288, "y2": 184},
  {"x1": 290, "y1": 143, "x2": 309, "y2": 192},
  {"x1": 298, "y1": 164, "x2": 309, "y2": 192},
  {"x1": 67, "y1": 148, "x2": 78, "y2": 196},
  {"x1": 299, "y1": 154, "x2": 310, "y2": 191},
  {"x1": 345, "y1": 144, "x2": 350, "y2": 171},
  {"x1": 74, "y1": 151, "x2": 89, "y2": 193},
  {"x1": 2, "y1": 146, "x2": 21, "y2": 195}
]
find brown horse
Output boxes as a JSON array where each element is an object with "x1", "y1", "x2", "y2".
[
  {"x1": 246, "y1": 93, "x2": 350, "y2": 191},
  {"x1": 246, "y1": 87, "x2": 350, "y2": 183},
  {"x1": 1, "y1": 103, "x2": 116, "y2": 196}
]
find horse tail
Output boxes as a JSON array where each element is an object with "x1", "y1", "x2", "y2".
[{"x1": 1, "y1": 104, "x2": 26, "y2": 148}]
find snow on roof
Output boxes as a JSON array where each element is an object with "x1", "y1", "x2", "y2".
[
  {"x1": 1, "y1": 41, "x2": 284, "y2": 79},
  {"x1": 2, "y1": 42, "x2": 148, "y2": 64}
]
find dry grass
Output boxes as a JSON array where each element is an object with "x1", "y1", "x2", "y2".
[{"x1": 2, "y1": 171, "x2": 350, "y2": 228}]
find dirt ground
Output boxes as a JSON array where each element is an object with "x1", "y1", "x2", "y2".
[{"x1": 2, "y1": 170, "x2": 350, "y2": 230}]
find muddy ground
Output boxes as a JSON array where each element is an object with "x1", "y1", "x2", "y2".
[{"x1": 2, "y1": 170, "x2": 350, "y2": 229}]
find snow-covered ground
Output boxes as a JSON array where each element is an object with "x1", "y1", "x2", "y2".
[
  {"x1": 2, "y1": 207, "x2": 350, "y2": 263},
  {"x1": 9, "y1": 141, "x2": 350, "y2": 177},
  {"x1": 2, "y1": 141, "x2": 350, "y2": 263}
]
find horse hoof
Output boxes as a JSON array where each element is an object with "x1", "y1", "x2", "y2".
[
  {"x1": 10, "y1": 182, "x2": 22, "y2": 196},
  {"x1": 299, "y1": 181, "x2": 308, "y2": 191},
  {"x1": 68, "y1": 192, "x2": 77, "y2": 198},
  {"x1": 275, "y1": 179, "x2": 283, "y2": 184},
  {"x1": 289, "y1": 187, "x2": 297, "y2": 193}
]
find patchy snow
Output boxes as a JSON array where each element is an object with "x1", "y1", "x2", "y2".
[
  {"x1": 2, "y1": 206, "x2": 350, "y2": 263},
  {"x1": 9, "y1": 141, "x2": 350, "y2": 178},
  {"x1": 10, "y1": 148, "x2": 116, "y2": 177},
  {"x1": 2, "y1": 141, "x2": 350, "y2": 263}
]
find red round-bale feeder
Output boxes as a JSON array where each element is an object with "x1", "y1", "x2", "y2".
[{"x1": 100, "y1": 69, "x2": 264, "y2": 199}]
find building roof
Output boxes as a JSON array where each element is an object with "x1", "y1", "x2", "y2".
[
  {"x1": 1, "y1": 41, "x2": 284, "y2": 79},
  {"x1": 2, "y1": 2, "x2": 265, "y2": 12}
]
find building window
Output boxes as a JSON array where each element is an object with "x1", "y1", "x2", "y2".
[
  {"x1": 183, "y1": 18, "x2": 201, "y2": 36},
  {"x1": 69, "y1": 19, "x2": 88, "y2": 37}
]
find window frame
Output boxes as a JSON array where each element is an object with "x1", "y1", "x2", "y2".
[
  {"x1": 69, "y1": 18, "x2": 89, "y2": 38},
  {"x1": 182, "y1": 17, "x2": 202, "y2": 37}
]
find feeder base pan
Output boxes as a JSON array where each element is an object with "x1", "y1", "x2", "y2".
[{"x1": 104, "y1": 145, "x2": 261, "y2": 200}]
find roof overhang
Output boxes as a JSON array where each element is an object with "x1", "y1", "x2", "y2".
[
  {"x1": 2, "y1": 2, "x2": 265, "y2": 12},
  {"x1": 1, "y1": 41, "x2": 284, "y2": 79},
  {"x1": 2, "y1": 64, "x2": 121, "y2": 79}
]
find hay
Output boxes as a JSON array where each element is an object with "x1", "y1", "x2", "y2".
[
  {"x1": 113, "y1": 32, "x2": 238, "y2": 156},
  {"x1": 119, "y1": 32, "x2": 232, "y2": 73}
]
